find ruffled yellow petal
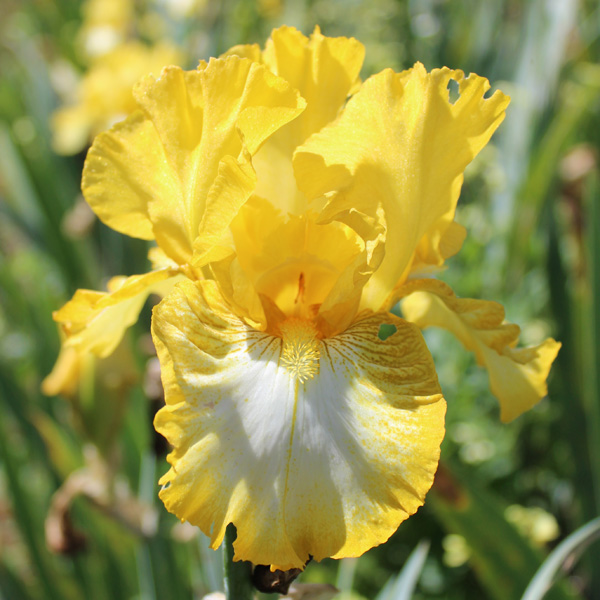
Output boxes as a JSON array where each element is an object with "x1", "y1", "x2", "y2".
[
  {"x1": 83, "y1": 57, "x2": 305, "y2": 264},
  {"x1": 399, "y1": 279, "x2": 561, "y2": 422},
  {"x1": 262, "y1": 26, "x2": 364, "y2": 151},
  {"x1": 52, "y1": 268, "x2": 180, "y2": 359},
  {"x1": 152, "y1": 278, "x2": 445, "y2": 569},
  {"x1": 295, "y1": 63, "x2": 509, "y2": 309},
  {"x1": 226, "y1": 26, "x2": 365, "y2": 215},
  {"x1": 192, "y1": 153, "x2": 256, "y2": 266},
  {"x1": 52, "y1": 41, "x2": 183, "y2": 155}
]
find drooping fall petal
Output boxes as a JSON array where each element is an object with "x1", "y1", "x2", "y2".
[
  {"x1": 295, "y1": 63, "x2": 510, "y2": 309},
  {"x1": 83, "y1": 57, "x2": 305, "y2": 264},
  {"x1": 152, "y1": 279, "x2": 445, "y2": 569},
  {"x1": 51, "y1": 268, "x2": 180, "y2": 360},
  {"x1": 399, "y1": 279, "x2": 561, "y2": 422},
  {"x1": 41, "y1": 345, "x2": 88, "y2": 397}
]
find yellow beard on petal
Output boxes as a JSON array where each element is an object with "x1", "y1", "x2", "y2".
[{"x1": 279, "y1": 318, "x2": 320, "y2": 383}]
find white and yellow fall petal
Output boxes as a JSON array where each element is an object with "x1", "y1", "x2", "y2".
[
  {"x1": 400, "y1": 279, "x2": 561, "y2": 422},
  {"x1": 53, "y1": 268, "x2": 181, "y2": 359},
  {"x1": 152, "y1": 278, "x2": 445, "y2": 569},
  {"x1": 83, "y1": 57, "x2": 305, "y2": 264},
  {"x1": 295, "y1": 63, "x2": 509, "y2": 310},
  {"x1": 226, "y1": 26, "x2": 365, "y2": 215}
]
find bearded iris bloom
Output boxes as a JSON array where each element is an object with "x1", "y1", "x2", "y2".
[{"x1": 46, "y1": 26, "x2": 560, "y2": 569}]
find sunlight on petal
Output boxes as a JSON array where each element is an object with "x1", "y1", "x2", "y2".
[
  {"x1": 295, "y1": 64, "x2": 509, "y2": 310},
  {"x1": 226, "y1": 26, "x2": 364, "y2": 215},
  {"x1": 83, "y1": 57, "x2": 305, "y2": 264},
  {"x1": 53, "y1": 268, "x2": 180, "y2": 359}
]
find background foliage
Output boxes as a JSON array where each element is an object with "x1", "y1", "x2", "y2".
[{"x1": 1, "y1": 0, "x2": 599, "y2": 598}]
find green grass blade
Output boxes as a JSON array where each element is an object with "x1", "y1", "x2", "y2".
[
  {"x1": 0, "y1": 413, "x2": 66, "y2": 600},
  {"x1": 375, "y1": 540, "x2": 430, "y2": 600},
  {"x1": 522, "y1": 517, "x2": 600, "y2": 600},
  {"x1": 0, "y1": 560, "x2": 35, "y2": 600},
  {"x1": 582, "y1": 172, "x2": 600, "y2": 513},
  {"x1": 429, "y1": 464, "x2": 576, "y2": 600},
  {"x1": 507, "y1": 66, "x2": 600, "y2": 279}
]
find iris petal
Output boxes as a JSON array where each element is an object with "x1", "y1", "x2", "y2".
[
  {"x1": 295, "y1": 63, "x2": 510, "y2": 310},
  {"x1": 153, "y1": 279, "x2": 445, "y2": 569},
  {"x1": 83, "y1": 57, "x2": 305, "y2": 264},
  {"x1": 51, "y1": 268, "x2": 180, "y2": 360},
  {"x1": 51, "y1": 42, "x2": 183, "y2": 155},
  {"x1": 226, "y1": 26, "x2": 365, "y2": 215},
  {"x1": 400, "y1": 279, "x2": 561, "y2": 422}
]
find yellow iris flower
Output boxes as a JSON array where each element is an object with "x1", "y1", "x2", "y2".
[{"x1": 45, "y1": 26, "x2": 560, "y2": 569}]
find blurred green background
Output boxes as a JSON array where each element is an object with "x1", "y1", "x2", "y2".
[{"x1": 1, "y1": 0, "x2": 599, "y2": 598}]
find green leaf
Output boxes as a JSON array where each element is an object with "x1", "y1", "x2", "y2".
[
  {"x1": 522, "y1": 517, "x2": 600, "y2": 600},
  {"x1": 224, "y1": 525, "x2": 254, "y2": 600},
  {"x1": 375, "y1": 540, "x2": 430, "y2": 600},
  {"x1": 429, "y1": 463, "x2": 577, "y2": 600}
]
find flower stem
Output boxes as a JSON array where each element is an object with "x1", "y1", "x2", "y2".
[{"x1": 223, "y1": 524, "x2": 254, "y2": 600}]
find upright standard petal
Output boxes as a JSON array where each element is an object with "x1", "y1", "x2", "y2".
[
  {"x1": 226, "y1": 26, "x2": 365, "y2": 215},
  {"x1": 83, "y1": 57, "x2": 305, "y2": 264},
  {"x1": 295, "y1": 64, "x2": 509, "y2": 309},
  {"x1": 152, "y1": 279, "x2": 445, "y2": 569},
  {"x1": 400, "y1": 279, "x2": 561, "y2": 422}
]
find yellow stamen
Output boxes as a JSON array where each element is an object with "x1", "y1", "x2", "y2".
[
  {"x1": 294, "y1": 272, "x2": 305, "y2": 305},
  {"x1": 280, "y1": 318, "x2": 320, "y2": 383}
]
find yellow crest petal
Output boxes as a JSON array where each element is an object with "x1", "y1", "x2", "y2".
[
  {"x1": 83, "y1": 57, "x2": 305, "y2": 264},
  {"x1": 152, "y1": 279, "x2": 445, "y2": 569},
  {"x1": 400, "y1": 279, "x2": 561, "y2": 422},
  {"x1": 295, "y1": 63, "x2": 510, "y2": 309},
  {"x1": 214, "y1": 196, "x2": 378, "y2": 334}
]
